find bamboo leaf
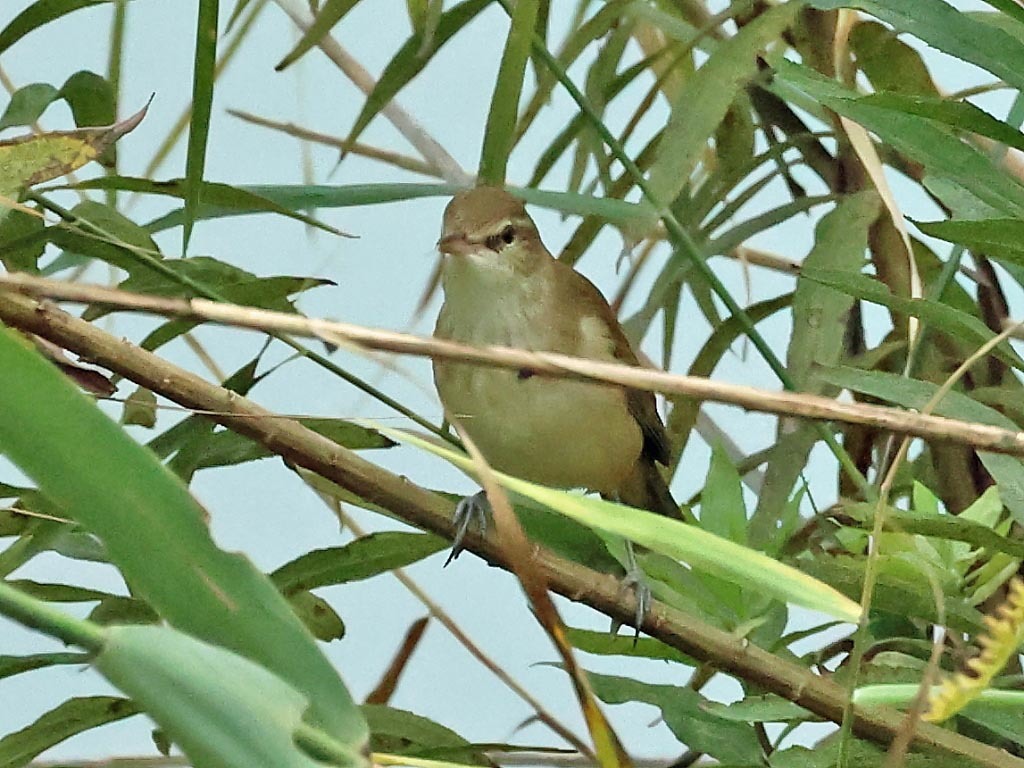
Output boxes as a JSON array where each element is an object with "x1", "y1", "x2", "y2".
[
  {"x1": 0, "y1": 102, "x2": 146, "y2": 202},
  {"x1": 586, "y1": 671, "x2": 763, "y2": 764},
  {"x1": 799, "y1": 266, "x2": 1024, "y2": 371},
  {"x1": 95, "y1": 626, "x2": 354, "y2": 768},
  {"x1": 646, "y1": 3, "x2": 801, "y2": 219},
  {"x1": 62, "y1": 175, "x2": 352, "y2": 236},
  {"x1": 810, "y1": 0, "x2": 1024, "y2": 92},
  {"x1": 0, "y1": 696, "x2": 141, "y2": 766},
  {"x1": 0, "y1": 325, "x2": 368, "y2": 746},
  {"x1": 478, "y1": 0, "x2": 539, "y2": 184},
  {"x1": 275, "y1": 0, "x2": 361, "y2": 71},
  {"x1": 271, "y1": 532, "x2": 447, "y2": 594},
  {"x1": 183, "y1": 0, "x2": 219, "y2": 251},
  {"x1": 0, "y1": 0, "x2": 117, "y2": 57},
  {"x1": 818, "y1": 365, "x2": 1024, "y2": 525},
  {"x1": 774, "y1": 60, "x2": 1024, "y2": 218},
  {"x1": 138, "y1": 182, "x2": 649, "y2": 232},
  {"x1": 0, "y1": 83, "x2": 60, "y2": 130},
  {"x1": 0, "y1": 652, "x2": 88, "y2": 682}
]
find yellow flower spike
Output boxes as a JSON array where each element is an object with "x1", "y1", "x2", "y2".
[{"x1": 925, "y1": 577, "x2": 1024, "y2": 722}]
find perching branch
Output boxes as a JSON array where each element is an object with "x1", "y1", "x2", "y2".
[
  {"x1": 0, "y1": 290, "x2": 1018, "y2": 768},
  {"x1": 4, "y1": 272, "x2": 1024, "y2": 459}
]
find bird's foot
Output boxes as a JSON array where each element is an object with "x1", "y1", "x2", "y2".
[
  {"x1": 445, "y1": 490, "x2": 490, "y2": 566},
  {"x1": 610, "y1": 541, "x2": 649, "y2": 643}
]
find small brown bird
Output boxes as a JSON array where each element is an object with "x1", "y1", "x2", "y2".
[{"x1": 432, "y1": 186, "x2": 680, "y2": 527}]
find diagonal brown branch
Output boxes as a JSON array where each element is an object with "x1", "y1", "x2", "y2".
[
  {"x1": 0, "y1": 291, "x2": 1018, "y2": 768},
  {"x1": 4, "y1": 272, "x2": 1024, "y2": 458}
]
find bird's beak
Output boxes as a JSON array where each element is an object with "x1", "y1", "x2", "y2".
[{"x1": 437, "y1": 232, "x2": 473, "y2": 257}]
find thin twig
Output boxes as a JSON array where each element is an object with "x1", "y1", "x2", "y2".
[
  {"x1": 226, "y1": 109, "x2": 442, "y2": 178},
  {"x1": 6, "y1": 273, "x2": 1024, "y2": 459}
]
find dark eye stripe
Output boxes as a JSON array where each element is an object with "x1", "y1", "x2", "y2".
[{"x1": 485, "y1": 225, "x2": 516, "y2": 251}]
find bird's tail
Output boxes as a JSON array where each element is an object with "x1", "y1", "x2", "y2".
[{"x1": 616, "y1": 459, "x2": 682, "y2": 520}]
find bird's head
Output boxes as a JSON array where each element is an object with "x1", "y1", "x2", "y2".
[{"x1": 437, "y1": 187, "x2": 548, "y2": 277}]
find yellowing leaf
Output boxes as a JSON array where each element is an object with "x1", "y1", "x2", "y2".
[{"x1": 0, "y1": 101, "x2": 148, "y2": 200}]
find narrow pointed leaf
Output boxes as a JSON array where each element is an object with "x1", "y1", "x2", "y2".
[
  {"x1": 478, "y1": 0, "x2": 539, "y2": 184},
  {"x1": 183, "y1": 0, "x2": 219, "y2": 251},
  {"x1": 0, "y1": 326, "x2": 368, "y2": 746},
  {"x1": 0, "y1": 0, "x2": 117, "y2": 57},
  {"x1": 275, "y1": 0, "x2": 361, "y2": 71}
]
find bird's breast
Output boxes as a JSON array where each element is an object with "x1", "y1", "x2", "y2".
[{"x1": 433, "y1": 285, "x2": 642, "y2": 493}]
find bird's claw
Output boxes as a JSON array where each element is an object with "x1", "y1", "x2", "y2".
[
  {"x1": 609, "y1": 542, "x2": 649, "y2": 644},
  {"x1": 445, "y1": 490, "x2": 490, "y2": 566},
  {"x1": 609, "y1": 567, "x2": 651, "y2": 644}
]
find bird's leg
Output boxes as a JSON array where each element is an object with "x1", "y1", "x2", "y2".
[
  {"x1": 612, "y1": 540, "x2": 651, "y2": 643},
  {"x1": 445, "y1": 490, "x2": 490, "y2": 566}
]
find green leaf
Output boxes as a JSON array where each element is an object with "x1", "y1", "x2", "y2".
[
  {"x1": 647, "y1": 2, "x2": 801, "y2": 215},
  {"x1": 60, "y1": 70, "x2": 116, "y2": 128},
  {"x1": 114, "y1": 256, "x2": 330, "y2": 310},
  {"x1": 0, "y1": 1, "x2": 117, "y2": 58},
  {"x1": 275, "y1": 0, "x2": 361, "y2": 70},
  {"x1": 287, "y1": 590, "x2": 346, "y2": 642},
  {"x1": 701, "y1": 445, "x2": 746, "y2": 543},
  {"x1": 701, "y1": 694, "x2": 814, "y2": 723},
  {"x1": 0, "y1": 208, "x2": 45, "y2": 273},
  {"x1": 809, "y1": 0, "x2": 1024, "y2": 93},
  {"x1": 478, "y1": 0, "x2": 539, "y2": 184},
  {"x1": 59, "y1": 71, "x2": 117, "y2": 166},
  {"x1": 362, "y1": 704, "x2": 470, "y2": 756},
  {"x1": 0, "y1": 325, "x2": 368, "y2": 747},
  {"x1": 95, "y1": 625, "x2": 356, "y2": 768},
  {"x1": 565, "y1": 627, "x2": 694, "y2": 664},
  {"x1": 0, "y1": 651, "x2": 88, "y2": 682},
  {"x1": 865, "y1": 92, "x2": 1024, "y2": 154},
  {"x1": 750, "y1": 192, "x2": 878, "y2": 546},
  {"x1": 816, "y1": 366, "x2": 1024, "y2": 526},
  {"x1": 801, "y1": 554, "x2": 982, "y2": 634},
  {"x1": 380, "y1": 426, "x2": 862, "y2": 622},
  {"x1": 773, "y1": 60, "x2": 1024, "y2": 218},
  {"x1": 961, "y1": 702, "x2": 1024, "y2": 752},
  {"x1": 341, "y1": 0, "x2": 491, "y2": 153},
  {"x1": 789, "y1": 192, "x2": 878, "y2": 386},
  {"x1": 186, "y1": 419, "x2": 394, "y2": 472},
  {"x1": 586, "y1": 671, "x2": 763, "y2": 763},
  {"x1": 183, "y1": 0, "x2": 219, "y2": 251},
  {"x1": 0, "y1": 83, "x2": 60, "y2": 130},
  {"x1": 134, "y1": 181, "x2": 648, "y2": 232},
  {"x1": 271, "y1": 532, "x2": 448, "y2": 593},
  {"x1": 89, "y1": 596, "x2": 161, "y2": 625},
  {"x1": 0, "y1": 696, "x2": 141, "y2": 766},
  {"x1": 122, "y1": 386, "x2": 157, "y2": 428},
  {"x1": 4, "y1": 579, "x2": 110, "y2": 603},
  {"x1": 51, "y1": 199, "x2": 163, "y2": 277},
  {"x1": 916, "y1": 218, "x2": 1024, "y2": 268},
  {"x1": 799, "y1": 266, "x2": 1024, "y2": 371},
  {"x1": 848, "y1": 20, "x2": 939, "y2": 96},
  {"x1": 62, "y1": 176, "x2": 351, "y2": 237}
]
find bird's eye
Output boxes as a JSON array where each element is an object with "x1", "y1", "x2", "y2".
[{"x1": 485, "y1": 225, "x2": 516, "y2": 251}]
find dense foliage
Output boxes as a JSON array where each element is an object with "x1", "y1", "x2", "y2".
[{"x1": 3, "y1": 1, "x2": 1024, "y2": 767}]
